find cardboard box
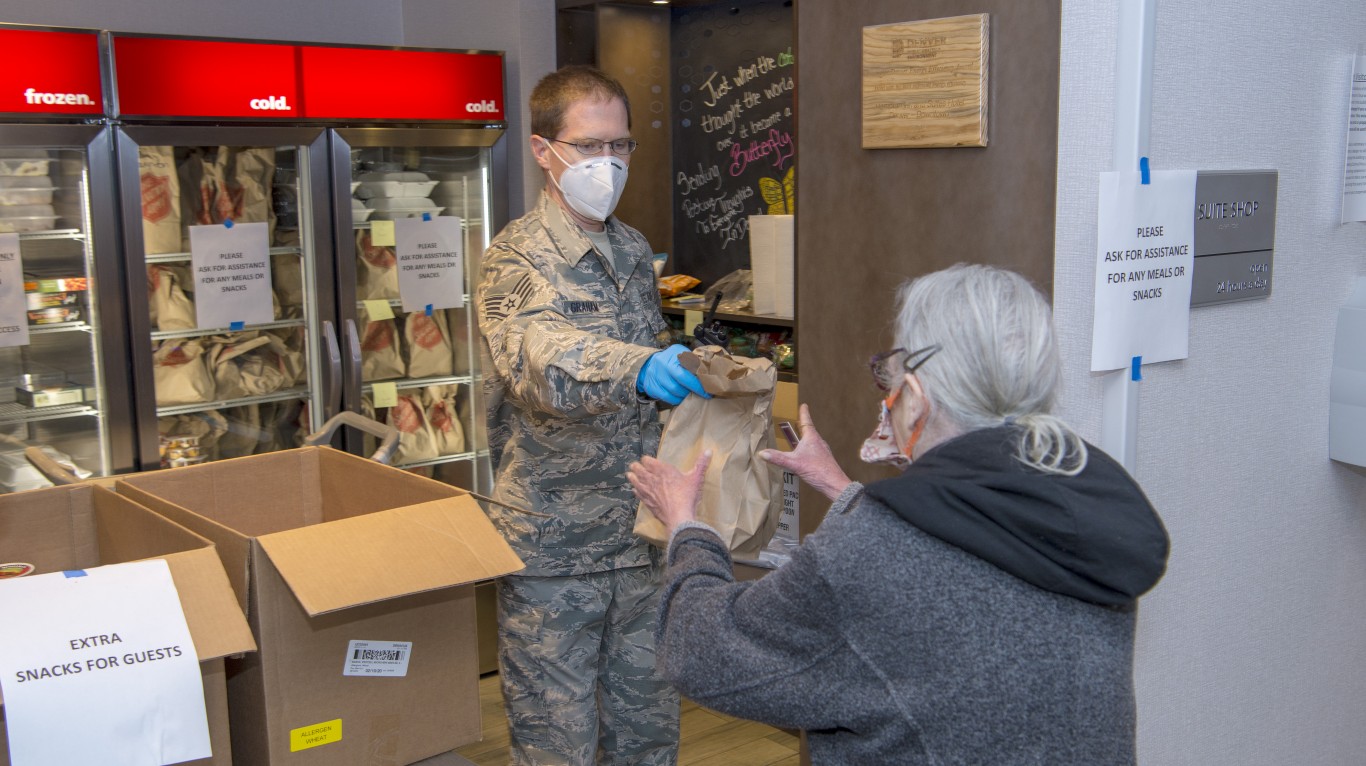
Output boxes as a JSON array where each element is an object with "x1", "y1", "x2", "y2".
[
  {"x1": 116, "y1": 447, "x2": 524, "y2": 765},
  {"x1": 0, "y1": 483, "x2": 256, "y2": 766}
]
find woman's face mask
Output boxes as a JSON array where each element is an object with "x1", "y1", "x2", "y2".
[
  {"x1": 859, "y1": 386, "x2": 925, "y2": 469},
  {"x1": 546, "y1": 141, "x2": 628, "y2": 222}
]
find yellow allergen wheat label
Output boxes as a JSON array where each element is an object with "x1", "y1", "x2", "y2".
[{"x1": 290, "y1": 719, "x2": 342, "y2": 752}]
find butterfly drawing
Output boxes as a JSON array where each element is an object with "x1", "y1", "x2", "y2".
[{"x1": 758, "y1": 166, "x2": 795, "y2": 215}]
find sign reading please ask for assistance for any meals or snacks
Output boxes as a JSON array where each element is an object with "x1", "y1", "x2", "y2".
[
  {"x1": 189, "y1": 221, "x2": 273, "y2": 330},
  {"x1": 395, "y1": 216, "x2": 465, "y2": 314},
  {"x1": 0, "y1": 233, "x2": 29, "y2": 348}
]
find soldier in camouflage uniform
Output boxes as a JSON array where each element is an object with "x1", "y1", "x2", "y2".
[{"x1": 475, "y1": 65, "x2": 708, "y2": 766}]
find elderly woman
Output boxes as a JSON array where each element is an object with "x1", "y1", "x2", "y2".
[{"x1": 627, "y1": 264, "x2": 1169, "y2": 765}]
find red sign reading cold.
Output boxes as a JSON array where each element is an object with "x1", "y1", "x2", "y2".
[
  {"x1": 0, "y1": 27, "x2": 104, "y2": 116},
  {"x1": 111, "y1": 35, "x2": 504, "y2": 122}
]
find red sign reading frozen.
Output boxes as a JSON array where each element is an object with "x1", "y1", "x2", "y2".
[
  {"x1": 0, "y1": 27, "x2": 104, "y2": 116},
  {"x1": 299, "y1": 47, "x2": 504, "y2": 122},
  {"x1": 112, "y1": 36, "x2": 301, "y2": 119}
]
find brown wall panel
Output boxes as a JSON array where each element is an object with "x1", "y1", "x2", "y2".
[
  {"x1": 796, "y1": 1, "x2": 1060, "y2": 535},
  {"x1": 597, "y1": 4, "x2": 673, "y2": 257}
]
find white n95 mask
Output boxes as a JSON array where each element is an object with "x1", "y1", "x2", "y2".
[{"x1": 547, "y1": 143, "x2": 628, "y2": 222}]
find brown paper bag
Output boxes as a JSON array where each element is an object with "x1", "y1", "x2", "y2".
[
  {"x1": 425, "y1": 384, "x2": 466, "y2": 455},
  {"x1": 404, "y1": 309, "x2": 454, "y2": 378},
  {"x1": 360, "y1": 308, "x2": 406, "y2": 381},
  {"x1": 139, "y1": 146, "x2": 181, "y2": 255},
  {"x1": 357, "y1": 229, "x2": 400, "y2": 300},
  {"x1": 388, "y1": 393, "x2": 440, "y2": 463},
  {"x1": 148, "y1": 265, "x2": 196, "y2": 331},
  {"x1": 634, "y1": 345, "x2": 781, "y2": 560},
  {"x1": 153, "y1": 340, "x2": 216, "y2": 405}
]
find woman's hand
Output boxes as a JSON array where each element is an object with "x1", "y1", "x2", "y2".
[
  {"x1": 760, "y1": 404, "x2": 853, "y2": 501},
  {"x1": 628, "y1": 450, "x2": 713, "y2": 535}
]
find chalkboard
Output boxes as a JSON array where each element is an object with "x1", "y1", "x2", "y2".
[{"x1": 671, "y1": 0, "x2": 795, "y2": 289}]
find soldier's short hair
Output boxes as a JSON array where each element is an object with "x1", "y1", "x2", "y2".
[{"x1": 530, "y1": 65, "x2": 632, "y2": 139}]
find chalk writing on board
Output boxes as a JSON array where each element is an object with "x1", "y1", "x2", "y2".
[{"x1": 672, "y1": 0, "x2": 794, "y2": 285}]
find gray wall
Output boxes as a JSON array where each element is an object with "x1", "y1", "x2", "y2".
[{"x1": 1055, "y1": 2, "x2": 1366, "y2": 764}]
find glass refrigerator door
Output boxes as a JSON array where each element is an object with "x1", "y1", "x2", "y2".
[
  {"x1": 333, "y1": 130, "x2": 500, "y2": 493},
  {"x1": 0, "y1": 125, "x2": 129, "y2": 493},
  {"x1": 118, "y1": 127, "x2": 337, "y2": 471}
]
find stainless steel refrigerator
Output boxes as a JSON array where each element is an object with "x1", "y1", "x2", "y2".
[{"x1": 0, "y1": 25, "x2": 134, "y2": 493}]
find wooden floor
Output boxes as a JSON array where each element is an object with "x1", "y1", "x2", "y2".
[{"x1": 454, "y1": 673, "x2": 800, "y2": 765}]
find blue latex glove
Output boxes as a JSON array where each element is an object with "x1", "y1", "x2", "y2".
[{"x1": 637, "y1": 344, "x2": 711, "y2": 405}]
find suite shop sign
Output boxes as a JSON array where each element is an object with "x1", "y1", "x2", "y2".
[{"x1": 1190, "y1": 171, "x2": 1278, "y2": 307}]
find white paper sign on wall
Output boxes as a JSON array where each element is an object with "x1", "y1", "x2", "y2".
[
  {"x1": 189, "y1": 221, "x2": 273, "y2": 330},
  {"x1": 395, "y1": 216, "x2": 465, "y2": 314},
  {"x1": 0, "y1": 233, "x2": 30, "y2": 348},
  {"x1": 0, "y1": 559, "x2": 211, "y2": 766},
  {"x1": 1091, "y1": 170, "x2": 1198, "y2": 372}
]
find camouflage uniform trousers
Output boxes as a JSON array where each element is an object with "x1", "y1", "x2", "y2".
[{"x1": 497, "y1": 559, "x2": 679, "y2": 766}]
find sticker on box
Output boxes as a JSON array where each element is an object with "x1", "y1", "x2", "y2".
[
  {"x1": 290, "y1": 718, "x2": 342, "y2": 752},
  {"x1": 0, "y1": 562, "x2": 36, "y2": 579},
  {"x1": 342, "y1": 639, "x2": 413, "y2": 677}
]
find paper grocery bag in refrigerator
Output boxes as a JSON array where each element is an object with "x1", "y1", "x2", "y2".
[
  {"x1": 138, "y1": 146, "x2": 181, "y2": 255},
  {"x1": 635, "y1": 345, "x2": 781, "y2": 560}
]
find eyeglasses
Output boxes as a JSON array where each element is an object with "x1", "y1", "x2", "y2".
[
  {"x1": 548, "y1": 137, "x2": 639, "y2": 156},
  {"x1": 868, "y1": 344, "x2": 942, "y2": 392}
]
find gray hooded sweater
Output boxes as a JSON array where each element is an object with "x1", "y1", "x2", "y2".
[{"x1": 655, "y1": 427, "x2": 1169, "y2": 765}]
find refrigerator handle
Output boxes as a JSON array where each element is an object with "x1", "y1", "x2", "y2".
[
  {"x1": 322, "y1": 320, "x2": 343, "y2": 420},
  {"x1": 343, "y1": 318, "x2": 363, "y2": 407}
]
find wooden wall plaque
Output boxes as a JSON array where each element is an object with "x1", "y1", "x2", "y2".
[{"x1": 862, "y1": 14, "x2": 989, "y2": 149}]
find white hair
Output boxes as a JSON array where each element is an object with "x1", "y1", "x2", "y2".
[{"x1": 893, "y1": 263, "x2": 1088, "y2": 476}]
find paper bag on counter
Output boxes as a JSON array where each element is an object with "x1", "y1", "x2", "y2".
[
  {"x1": 635, "y1": 345, "x2": 781, "y2": 560},
  {"x1": 153, "y1": 339, "x2": 216, "y2": 405}
]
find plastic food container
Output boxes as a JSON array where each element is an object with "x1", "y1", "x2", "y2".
[
  {"x1": 0, "y1": 149, "x2": 54, "y2": 177},
  {"x1": 0, "y1": 176, "x2": 55, "y2": 206},
  {"x1": 351, "y1": 197, "x2": 373, "y2": 222},
  {"x1": 365, "y1": 197, "x2": 445, "y2": 221},
  {"x1": 0, "y1": 203, "x2": 57, "y2": 233},
  {"x1": 355, "y1": 172, "x2": 439, "y2": 200}
]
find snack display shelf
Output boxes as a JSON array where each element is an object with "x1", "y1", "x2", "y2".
[
  {"x1": 155, "y1": 387, "x2": 308, "y2": 418},
  {"x1": 151, "y1": 318, "x2": 307, "y2": 341},
  {"x1": 28, "y1": 321, "x2": 94, "y2": 336},
  {"x1": 355, "y1": 296, "x2": 472, "y2": 310},
  {"x1": 16, "y1": 229, "x2": 83, "y2": 242},
  {"x1": 145, "y1": 245, "x2": 303, "y2": 265},
  {"x1": 0, "y1": 401, "x2": 99, "y2": 426},
  {"x1": 362, "y1": 374, "x2": 473, "y2": 394}
]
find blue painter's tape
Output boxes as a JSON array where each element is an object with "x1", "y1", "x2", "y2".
[
  {"x1": 224, "y1": 218, "x2": 235, "y2": 228},
  {"x1": 1139, "y1": 157, "x2": 1150, "y2": 185},
  {"x1": 230, "y1": 321, "x2": 245, "y2": 331},
  {"x1": 63, "y1": 570, "x2": 87, "y2": 578},
  {"x1": 1131, "y1": 355, "x2": 1143, "y2": 382},
  {"x1": 422, "y1": 212, "x2": 432, "y2": 222},
  {"x1": 425, "y1": 304, "x2": 433, "y2": 316}
]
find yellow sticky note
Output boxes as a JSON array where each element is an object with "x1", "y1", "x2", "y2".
[
  {"x1": 362, "y1": 299, "x2": 395, "y2": 321},
  {"x1": 370, "y1": 220, "x2": 396, "y2": 247},
  {"x1": 684, "y1": 310, "x2": 703, "y2": 338},
  {"x1": 372, "y1": 381, "x2": 398, "y2": 409},
  {"x1": 291, "y1": 718, "x2": 342, "y2": 752}
]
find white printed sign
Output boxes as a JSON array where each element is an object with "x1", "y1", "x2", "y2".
[
  {"x1": 1091, "y1": 170, "x2": 1197, "y2": 372},
  {"x1": 0, "y1": 560, "x2": 210, "y2": 766},
  {"x1": 342, "y1": 639, "x2": 413, "y2": 677},
  {"x1": 0, "y1": 233, "x2": 29, "y2": 348},
  {"x1": 189, "y1": 222, "x2": 273, "y2": 329},
  {"x1": 1343, "y1": 51, "x2": 1366, "y2": 223},
  {"x1": 395, "y1": 216, "x2": 465, "y2": 314}
]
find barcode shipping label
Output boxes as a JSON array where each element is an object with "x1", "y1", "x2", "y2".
[{"x1": 342, "y1": 640, "x2": 413, "y2": 677}]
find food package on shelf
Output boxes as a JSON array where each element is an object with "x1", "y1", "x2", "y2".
[
  {"x1": 152, "y1": 340, "x2": 216, "y2": 406},
  {"x1": 178, "y1": 146, "x2": 276, "y2": 247},
  {"x1": 158, "y1": 410, "x2": 228, "y2": 466},
  {"x1": 351, "y1": 196, "x2": 373, "y2": 222},
  {"x1": 354, "y1": 171, "x2": 438, "y2": 200},
  {"x1": 424, "y1": 384, "x2": 465, "y2": 455},
  {"x1": 139, "y1": 146, "x2": 182, "y2": 254},
  {"x1": 0, "y1": 203, "x2": 56, "y2": 233},
  {"x1": 365, "y1": 197, "x2": 444, "y2": 221},
  {"x1": 0, "y1": 149, "x2": 52, "y2": 177},
  {"x1": 359, "y1": 307, "x2": 406, "y2": 382},
  {"x1": 147, "y1": 264, "x2": 196, "y2": 331},
  {"x1": 403, "y1": 310, "x2": 453, "y2": 379},
  {"x1": 0, "y1": 176, "x2": 55, "y2": 206},
  {"x1": 387, "y1": 392, "x2": 440, "y2": 463},
  {"x1": 356, "y1": 229, "x2": 399, "y2": 300}
]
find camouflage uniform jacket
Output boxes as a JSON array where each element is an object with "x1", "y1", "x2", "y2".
[{"x1": 477, "y1": 190, "x2": 668, "y2": 576}]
